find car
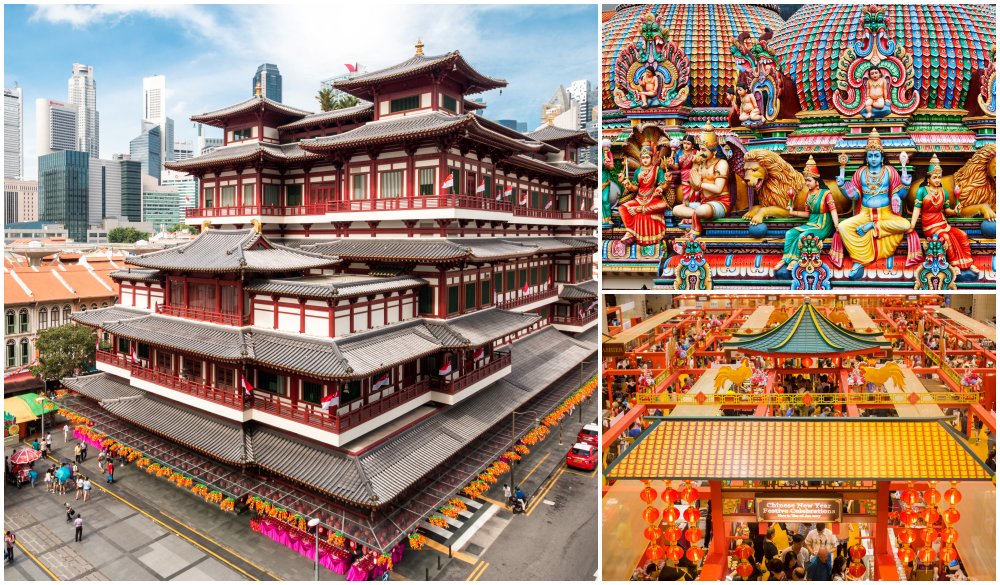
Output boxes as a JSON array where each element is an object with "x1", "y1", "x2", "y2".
[
  {"x1": 577, "y1": 422, "x2": 599, "y2": 447},
  {"x1": 566, "y1": 442, "x2": 597, "y2": 471}
]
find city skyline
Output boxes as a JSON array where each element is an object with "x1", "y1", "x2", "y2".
[{"x1": 4, "y1": 4, "x2": 598, "y2": 180}]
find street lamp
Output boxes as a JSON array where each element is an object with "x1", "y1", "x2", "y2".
[
  {"x1": 510, "y1": 409, "x2": 540, "y2": 497},
  {"x1": 34, "y1": 395, "x2": 47, "y2": 452},
  {"x1": 307, "y1": 517, "x2": 321, "y2": 581},
  {"x1": 579, "y1": 359, "x2": 594, "y2": 423}
]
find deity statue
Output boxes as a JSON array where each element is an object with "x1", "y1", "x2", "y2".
[
  {"x1": 664, "y1": 135, "x2": 697, "y2": 207},
  {"x1": 978, "y1": 45, "x2": 996, "y2": 116},
  {"x1": 728, "y1": 28, "x2": 781, "y2": 127},
  {"x1": 617, "y1": 143, "x2": 668, "y2": 245},
  {"x1": 908, "y1": 155, "x2": 978, "y2": 274},
  {"x1": 775, "y1": 156, "x2": 840, "y2": 271},
  {"x1": 727, "y1": 83, "x2": 764, "y2": 124},
  {"x1": 672, "y1": 123, "x2": 731, "y2": 235},
  {"x1": 833, "y1": 129, "x2": 920, "y2": 279},
  {"x1": 612, "y1": 12, "x2": 690, "y2": 110},
  {"x1": 847, "y1": 360, "x2": 865, "y2": 389},
  {"x1": 601, "y1": 139, "x2": 615, "y2": 221}
]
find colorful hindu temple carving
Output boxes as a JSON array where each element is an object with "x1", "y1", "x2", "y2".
[
  {"x1": 611, "y1": 12, "x2": 690, "y2": 110},
  {"x1": 602, "y1": 4, "x2": 996, "y2": 290}
]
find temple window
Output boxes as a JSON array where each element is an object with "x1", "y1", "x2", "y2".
[
  {"x1": 257, "y1": 370, "x2": 284, "y2": 394},
  {"x1": 351, "y1": 173, "x2": 369, "y2": 200},
  {"x1": 493, "y1": 273, "x2": 503, "y2": 296},
  {"x1": 188, "y1": 284, "x2": 217, "y2": 311},
  {"x1": 480, "y1": 280, "x2": 492, "y2": 305},
  {"x1": 264, "y1": 184, "x2": 280, "y2": 206},
  {"x1": 418, "y1": 168, "x2": 436, "y2": 196},
  {"x1": 447, "y1": 286, "x2": 460, "y2": 314},
  {"x1": 506, "y1": 270, "x2": 515, "y2": 291},
  {"x1": 221, "y1": 186, "x2": 236, "y2": 207},
  {"x1": 464, "y1": 172, "x2": 477, "y2": 196},
  {"x1": 181, "y1": 357, "x2": 201, "y2": 380},
  {"x1": 136, "y1": 343, "x2": 150, "y2": 361},
  {"x1": 154, "y1": 351, "x2": 172, "y2": 372},
  {"x1": 530, "y1": 266, "x2": 539, "y2": 286},
  {"x1": 215, "y1": 366, "x2": 235, "y2": 389},
  {"x1": 302, "y1": 381, "x2": 323, "y2": 405},
  {"x1": 204, "y1": 187, "x2": 215, "y2": 208},
  {"x1": 117, "y1": 337, "x2": 129, "y2": 354},
  {"x1": 519, "y1": 268, "x2": 527, "y2": 288},
  {"x1": 342, "y1": 380, "x2": 361, "y2": 404},
  {"x1": 464, "y1": 283, "x2": 476, "y2": 310},
  {"x1": 242, "y1": 184, "x2": 254, "y2": 205},
  {"x1": 169, "y1": 279, "x2": 184, "y2": 306},
  {"x1": 285, "y1": 184, "x2": 303, "y2": 206},
  {"x1": 442, "y1": 95, "x2": 457, "y2": 113},
  {"x1": 530, "y1": 190, "x2": 539, "y2": 208},
  {"x1": 380, "y1": 171, "x2": 403, "y2": 199},
  {"x1": 418, "y1": 287, "x2": 434, "y2": 315},
  {"x1": 557, "y1": 264, "x2": 569, "y2": 282},
  {"x1": 448, "y1": 167, "x2": 462, "y2": 194},
  {"x1": 482, "y1": 175, "x2": 492, "y2": 198},
  {"x1": 233, "y1": 127, "x2": 252, "y2": 141},
  {"x1": 220, "y1": 285, "x2": 238, "y2": 314},
  {"x1": 389, "y1": 95, "x2": 420, "y2": 113}
]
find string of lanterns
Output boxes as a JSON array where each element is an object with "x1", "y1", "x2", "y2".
[{"x1": 639, "y1": 480, "x2": 705, "y2": 566}]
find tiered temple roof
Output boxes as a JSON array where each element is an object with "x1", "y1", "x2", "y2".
[
  {"x1": 329, "y1": 50, "x2": 507, "y2": 100},
  {"x1": 244, "y1": 274, "x2": 427, "y2": 300},
  {"x1": 190, "y1": 95, "x2": 313, "y2": 127},
  {"x1": 302, "y1": 236, "x2": 596, "y2": 263},
  {"x1": 166, "y1": 142, "x2": 323, "y2": 171}
]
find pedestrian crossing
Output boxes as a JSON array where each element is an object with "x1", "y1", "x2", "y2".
[{"x1": 419, "y1": 496, "x2": 483, "y2": 542}]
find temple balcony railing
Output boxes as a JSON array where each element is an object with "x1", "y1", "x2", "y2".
[
  {"x1": 496, "y1": 287, "x2": 558, "y2": 310},
  {"x1": 95, "y1": 349, "x2": 129, "y2": 370},
  {"x1": 105, "y1": 356, "x2": 247, "y2": 410},
  {"x1": 251, "y1": 378, "x2": 431, "y2": 434},
  {"x1": 432, "y1": 353, "x2": 511, "y2": 395},
  {"x1": 551, "y1": 310, "x2": 599, "y2": 327},
  {"x1": 324, "y1": 194, "x2": 514, "y2": 214},
  {"x1": 155, "y1": 304, "x2": 249, "y2": 327},
  {"x1": 634, "y1": 390, "x2": 983, "y2": 407}
]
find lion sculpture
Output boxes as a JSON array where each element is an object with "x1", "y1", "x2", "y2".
[{"x1": 741, "y1": 150, "x2": 852, "y2": 225}]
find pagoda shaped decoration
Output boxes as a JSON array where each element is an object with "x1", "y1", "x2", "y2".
[
  {"x1": 832, "y1": 5, "x2": 919, "y2": 119},
  {"x1": 611, "y1": 12, "x2": 690, "y2": 109},
  {"x1": 724, "y1": 298, "x2": 891, "y2": 356}
]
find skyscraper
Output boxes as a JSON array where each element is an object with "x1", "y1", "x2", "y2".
[
  {"x1": 173, "y1": 139, "x2": 195, "y2": 161},
  {"x1": 4, "y1": 179, "x2": 39, "y2": 223},
  {"x1": 68, "y1": 63, "x2": 100, "y2": 157},
  {"x1": 4, "y1": 86, "x2": 23, "y2": 179},
  {"x1": 35, "y1": 99, "x2": 78, "y2": 156},
  {"x1": 38, "y1": 150, "x2": 89, "y2": 242},
  {"x1": 567, "y1": 79, "x2": 598, "y2": 163},
  {"x1": 143, "y1": 75, "x2": 174, "y2": 162},
  {"x1": 130, "y1": 122, "x2": 162, "y2": 184},
  {"x1": 253, "y1": 63, "x2": 283, "y2": 102},
  {"x1": 161, "y1": 168, "x2": 199, "y2": 216}
]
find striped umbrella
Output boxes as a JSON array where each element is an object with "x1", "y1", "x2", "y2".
[{"x1": 10, "y1": 448, "x2": 41, "y2": 465}]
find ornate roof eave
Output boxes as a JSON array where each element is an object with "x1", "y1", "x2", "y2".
[
  {"x1": 190, "y1": 96, "x2": 313, "y2": 128},
  {"x1": 331, "y1": 51, "x2": 507, "y2": 99},
  {"x1": 276, "y1": 102, "x2": 376, "y2": 131},
  {"x1": 164, "y1": 145, "x2": 325, "y2": 173}
]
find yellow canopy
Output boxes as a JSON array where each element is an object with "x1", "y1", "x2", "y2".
[
  {"x1": 4, "y1": 396, "x2": 39, "y2": 423},
  {"x1": 606, "y1": 417, "x2": 994, "y2": 482}
]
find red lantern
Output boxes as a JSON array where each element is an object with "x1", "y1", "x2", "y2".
[
  {"x1": 897, "y1": 546, "x2": 915, "y2": 564},
  {"x1": 917, "y1": 547, "x2": 936, "y2": 564},
  {"x1": 900, "y1": 488, "x2": 920, "y2": 505},
  {"x1": 666, "y1": 545, "x2": 684, "y2": 562},
  {"x1": 686, "y1": 546, "x2": 704, "y2": 563},
  {"x1": 663, "y1": 506, "x2": 680, "y2": 523},
  {"x1": 642, "y1": 506, "x2": 660, "y2": 524},
  {"x1": 897, "y1": 527, "x2": 916, "y2": 546},
  {"x1": 899, "y1": 508, "x2": 917, "y2": 525},
  {"x1": 939, "y1": 546, "x2": 958, "y2": 564},
  {"x1": 848, "y1": 544, "x2": 867, "y2": 560},
  {"x1": 734, "y1": 543, "x2": 753, "y2": 560},
  {"x1": 802, "y1": 357, "x2": 813, "y2": 367},
  {"x1": 736, "y1": 562, "x2": 754, "y2": 578},
  {"x1": 648, "y1": 544, "x2": 666, "y2": 561},
  {"x1": 848, "y1": 563, "x2": 867, "y2": 579},
  {"x1": 943, "y1": 487, "x2": 962, "y2": 506},
  {"x1": 640, "y1": 486, "x2": 658, "y2": 504},
  {"x1": 919, "y1": 527, "x2": 938, "y2": 545},
  {"x1": 941, "y1": 507, "x2": 960, "y2": 525},
  {"x1": 663, "y1": 525, "x2": 683, "y2": 543},
  {"x1": 940, "y1": 527, "x2": 959, "y2": 545},
  {"x1": 683, "y1": 507, "x2": 701, "y2": 524},
  {"x1": 922, "y1": 507, "x2": 940, "y2": 525},
  {"x1": 681, "y1": 486, "x2": 699, "y2": 504},
  {"x1": 644, "y1": 526, "x2": 662, "y2": 542},
  {"x1": 684, "y1": 527, "x2": 703, "y2": 544},
  {"x1": 661, "y1": 488, "x2": 680, "y2": 504},
  {"x1": 923, "y1": 487, "x2": 941, "y2": 506}
]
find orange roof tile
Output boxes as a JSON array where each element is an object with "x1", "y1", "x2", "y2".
[
  {"x1": 4, "y1": 272, "x2": 33, "y2": 304},
  {"x1": 3, "y1": 265, "x2": 118, "y2": 304}
]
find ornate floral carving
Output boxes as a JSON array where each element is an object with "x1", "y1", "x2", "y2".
[{"x1": 612, "y1": 12, "x2": 690, "y2": 109}]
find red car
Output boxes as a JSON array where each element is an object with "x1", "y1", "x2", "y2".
[
  {"x1": 566, "y1": 442, "x2": 598, "y2": 471},
  {"x1": 577, "y1": 423, "x2": 599, "y2": 447}
]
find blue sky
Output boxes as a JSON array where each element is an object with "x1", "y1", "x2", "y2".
[{"x1": 5, "y1": 4, "x2": 597, "y2": 179}]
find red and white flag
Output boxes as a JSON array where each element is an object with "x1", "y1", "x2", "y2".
[
  {"x1": 544, "y1": 200, "x2": 553, "y2": 210},
  {"x1": 518, "y1": 191, "x2": 528, "y2": 205},
  {"x1": 440, "y1": 173, "x2": 454, "y2": 190},
  {"x1": 580, "y1": 199, "x2": 587, "y2": 210},
  {"x1": 130, "y1": 346, "x2": 140, "y2": 364},
  {"x1": 438, "y1": 359, "x2": 453, "y2": 376},
  {"x1": 372, "y1": 372, "x2": 391, "y2": 391},
  {"x1": 476, "y1": 180, "x2": 485, "y2": 194},
  {"x1": 345, "y1": 63, "x2": 358, "y2": 73},
  {"x1": 546, "y1": 275, "x2": 552, "y2": 286},
  {"x1": 321, "y1": 390, "x2": 340, "y2": 410},
  {"x1": 578, "y1": 306, "x2": 585, "y2": 319},
  {"x1": 241, "y1": 371, "x2": 254, "y2": 397},
  {"x1": 495, "y1": 187, "x2": 503, "y2": 201},
  {"x1": 503, "y1": 185, "x2": 514, "y2": 198},
  {"x1": 521, "y1": 281, "x2": 529, "y2": 293},
  {"x1": 472, "y1": 347, "x2": 485, "y2": 361}
]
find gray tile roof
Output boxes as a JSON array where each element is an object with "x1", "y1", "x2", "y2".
[
  {"x1": 525, "y1": 125, "x2": 598, "y2": 146},
  {"x1": 302, "y1": 239, "x2": 470, "y2": 262},
  {"x1": 427, "y1": 309, "x2": 541, "y2": 347},
  {"x1": 447, "y1": 238, "x2": 539, "y2": 260},
  {"x1": 250, "y1": 328, "x2": 351, "y2": 377},
  {"x1": 558, "y1": 280, "x2": 598, "y2": 301},
  {"x1": 165, "y1": 141, "x2": 324, "y2": 171},
  {"x1": 336, "y1": 322, "x2": 443, "y2": 377},
  {"x1": 101, "y1": 314, "x2": 248, "y2": 361},
  {"x1": 245, "y1": 275, "x2": 427, "y2": 300},
  {"x1": 126, "y1": 229, "x2": 338, "y2": 273},
  {"x1": 507, "y1": 154, "x2": 598, "y2": 179},
  {"x1": 71, "y1": 305, "x2": 149, "y2": 327},
  {"x1": 108, "y1": 268, "x2": 162, "y2": 283},
  {"x1": 528, "y1": 236, "x2": 599, "y2": 253},
  {"x1": 548, "y1": 160, "x2": 600, "y2": 176},
  {"x1": 503, "y1": 328, "x2": 596, "y2": 391},
  {"x1": 62, "y1": 373, "x2": 144, "y2": 401},
  {"x1": 276, "y1": 102, "x2": 374, "y2": 130},
  {"x1": 190, "y1": 96, "x2": 312, "y2": 124},
  {"x1": 299, "y1": 112, "x2": 472, "y2": 151},
  {"x1": 330, "y1": 52, "x2": 506, "y2": 98}
]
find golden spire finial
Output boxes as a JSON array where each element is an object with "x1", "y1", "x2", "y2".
[
  {"x1": 415, "y1": 38, "x2": 424, "y2": 56},
  {"x1": 255, "y1": 81, "x2": 262, "y2": 98}
]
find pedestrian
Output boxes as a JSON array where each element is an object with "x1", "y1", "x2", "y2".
[
  {"x1": 73, "y1": 515, "x2": 84, "y2": 542},
  {"x1": 4, "y1": 530, "x2": 14, "y2": 564},
  {"x1": 82, "y1": 477, "x2": 92, "y2": 501},
  {"x1": 65, "y1": 503, "x2": 75, "y2": 522},
  {"x1": 106, "y1": 460, "x2": 114, "y2": 484},
  {"x1": 80, "y1": 441, "x2": 87, "y2": 462},
  {"x1": 72, "y1": 462, "x2": 79, "y2": 478},
  {"x1": 806, "y1": 547, "x2": 833, "y2": 581},
  {"x1": 38, "y1": 439, "x2": 47, "y2": 460},
  {"x1": 27, "y1": 468, "x2": 37, "y2": 488},
  {"x1": 503, "y1": 483, "x2": 511, "y2": 500},
  {"x1": 75, "y1": 475, "x2": 84, "y2": 500},
  {"x1": 97, "y1": 449, "x2": 106, "y2": 474},
  {"x1": 74, "y1": 444, "x2": 82, "y2": 465},
  {"x1": 45, "y1": 433, "x2": 52, "y2": 453},
  {"x1": 31, "y1": 438, "x2": 40, "y2": 452},
  {"x1": 44, "y1": 469, "x2": 53, "y2": 493},
  {"x1": 63, "y1": 423, "x2": 70, "y2": 444}
]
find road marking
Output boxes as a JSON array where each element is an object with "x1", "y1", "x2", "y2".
[
  {"x1": 421, "y1": 536, "x2": 477, "y2": 564},
  {"x1": 526, "y1": 467, "x2": 565, "y2": 516},
  {"x1": 451, "y1": 504, "x2": 499, "y2": 552},
  {"x1": 563, "y1": 468, "x2": 598, "y2": 478},
  {"x1": 542, "y1": 500, "x2": 555, "y2": 506},
  {"x1": 13, "y1": 541, "x2": 60, "y2": 581},
  {"x1": 466, "y1": 560, "x2": 490, "y2": 581},
  {"x1": 516, "y1": 452, "x2": 550, "y2": 486},
  {"x1": 478, "y1": 494, "x2": 507, "y2": 508},
  {"x1": 159, "y1": 511, "x2": 281, "y2": 580}
]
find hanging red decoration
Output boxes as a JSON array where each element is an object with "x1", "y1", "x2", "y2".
[
  {"x1": 801, "y1": 357, "x2": 813, "y2": 367},
  {"x1": 736, "y1": 562, "x2": 754, "y2": 578},
  {"x1": 900, "y1": 488, "x2": 920, "y2": 506},
  {"x1": 662, "y1": 506, "x2": 680, "y2": 524},
  {"x1": 644, "y1": 526, "x2": 662, "y2": 542},
  {"x1": 663, "y1": 524, "x2": 683, "y2": 543},
  {"x1": 899, "y1": 508, "x2": 917, "y2": 525},
  {"x1": 922, "y1": 507, "x2": 940, "y2": 525},
  {"x1": 734, "y1": 543, "x2": 753, "y2": 560},
  {"x1": 685, "y1": 546, "x2": 704, "y2": 563},
  {"x1": 916, "y1": 547, "x2": 935, "y2": 564},
  {"x1": 666, "y1": 545, "x2": 684, "y2": 562},
  {"x1": 941, "y1": 507, "x2": 960, "y2": 525},
  {"x1": 642, "y1": 506, "x2": 660, "y2": 524},
  {"x1": 641, "y1": 486, "x2": 658, "y2": 504},
  {"x1": 943, "y1": 485, "x2": 962, "y2": 506},
  {"x1": 923, "y1": 486, "x2": 941, "y2": 506},
  {"x1": 648, "y1": 544, "x2": 666, "y2": 561},
  {"x1": 683, "y1": 507, "x2": 701, "y2": 524},
  {"x1": 681, "y1": 485, "x2": 699, "y2": 504},
  {"x1": 848, "y1": 544, "x2": 867, "y2": 560},
  {"x1": 919, "y1": 527, "x2": 938, "y2": 545},
  {"x1": 684, "y1": 527, "x2": 703, "y2": 544},
  {"x1": 897, "y1": 546, "x2": 915, "y2": 564},
  {"x1": 662, "y1": 488, "x2": 680, "y2": 504},
  {"x1": 938, "y1": 546, "x2": 958, "y2": 564},
  {"x1": 847, "y1": 563, "x2": 867, "y2": 578},
  {"x1": 896, "y1": 527, "x2": 916, "y2": 545},
  {"x1": 940, "y1": 527, "x2": 959, "y2": 545}
]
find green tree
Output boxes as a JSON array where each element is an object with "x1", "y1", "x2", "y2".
[
  {"x1": 317, "y1": 88, "x2": 336, "y2": 112},
  {"x1": 29, "y1": 324, "x2": 97, "y2": 382},
  {"x1": 168, "y1": 223, "x2": 198, "y2": 235},
  {"x1": 331, "y1": 94, "x2": 360, "y2": 110},
  {"x1": 317, "y1": 88, "x2": 360, "y2": 112},
  {"x1": 107, "y1": 226, "x2": 150, "y2": 243}
]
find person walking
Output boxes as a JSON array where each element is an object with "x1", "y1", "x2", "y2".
[
  {"x1": 63, "y1": 423, "x2": 70, "y2": 444},
  {"x1": 106, "y1": 460, "x2": 114, "y2": 484},
  {"x1": 27, "y1": 468, "x2": 37, "y2": 488},
  {"x1": 65, "y1": 503, "x2": 75, "y2": 523},
  {"x1": 44, "y1": 469, "x2": 53, "y2": 493},
  {"x1": 74, "y1": 444, "x2": 82, "y2": 465},
  {"x1": 82, "y1": 477, "x2": 92, "y2": 502},
  {"x1": 503, "y1": 484, "x2": 512, "y2": 501},
  {"x1": 4, "y1": 530, "x2": 14, "y2": 564},
  {"x1": 80, "y1": 441, "x2": 87, "y2": 462},
  {"x1": 45, "y1": 433, "x2": 52, "y2": 454},
  {"x1": 73, "y1": 515, "x2": 83, "y2": 542},
  {"x1": 97, "y1": 449, "x2": 106, "y2": 474},
  {"x1": 75, "y1": 475, "x2": 84, "y2": 500}
]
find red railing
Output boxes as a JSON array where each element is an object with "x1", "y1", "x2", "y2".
[
  {"x1": 325, "y1": 194, "x2": 514, "y2": 213},
  {"x1": 438, "y1": 353, "x2": 511, "y2": 394},
  {"x1": 128, "y1": 363, "x2": 245, "y2": 409},
  {"x1": 552, "y1": 311, "x2": 599, "y2": 327},
  {"x1": 497, "y1": 288, "x2": 558, "y2": 310},
  {"x1": 155, "y1": 304, "x2": 249, "y2": 326},
  {"x1": 252, "y1": 379, "x2": 431, "y2": 434},
  {"x1": 95, "y1": 350, "x2": 129, "y2": 369}
]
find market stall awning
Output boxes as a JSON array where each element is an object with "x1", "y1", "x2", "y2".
[
  {"x1": 3, "y1": 394, "x2": 56, "y2": 423},
  {"x1": 724, "y1": 299, "x2": 890, "y2": 357},
  {"x1": 605, "y1": 417, "x2": 994, "y2": 482}
]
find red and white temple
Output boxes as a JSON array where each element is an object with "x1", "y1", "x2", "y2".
[{"x1": 61, "y1": 42, "x2": 598, "y2": 558}]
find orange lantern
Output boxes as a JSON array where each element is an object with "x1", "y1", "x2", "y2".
[
  {"x1": 943, "y1": 485, "x2": 962, "y2": 506},
  {"x1": 642, "y1": 506, "x2": 660, "y2": 524},
  {"x1": 661, "y1": 488, "x2": 680, "y2": 504},
  {"x1": 916, "y1": 547, "x2": 935, "y2": 564},
  {"x1": 897, "y1": 527, "x2": 916, "y2": 546},
  {"x1": 736, "y1": 562, "x2": 754, "y2": 578},
  {"x1": 641, "y1": 486, "x2": 658, "y2": 504},
  {"x1": 900, "y1": 488, "x2": 920, "y2": 506},
  {"x1": 802, "y1": 357, "x2": 813, "y2": 367},
  {"x1": 919, "y1": 527, "x2": 938, "y2": 545},
  {"x1": 681, "y1": 485, "x2": 699, "y2": 504},
  {"x1": 663, "y1": 524, "x2": 683, "y2": 543},
  {"x1": 899, "y1": 508, "x2": 917, "y2": 525},
  {"x1": 666, "y1": 545, "x2": 684, "y2": 562},
  {"x1": 922, "y1": 507, "x2": 940, "y2": 525},
  {"x1": 923, "y1": 485, "x2": 941, "y2": 506},
  {"x1": 847, "y1": 563, "x2": 867, "y2": 578},
  {"x1": 897, "y1": 546, "x2": 915, "y2": 564},
  {"x1": 648, "y1": 544, "x2": 666, "y2": 561},
  {"x1": 663, "y1": 506, "x2": 680, "y2": 523},
  {"x1": 941, "y1": 507, "x2": 960, "y2": 525},
  {"x1": 683, "y1": 507, "x2": 701, "y2": 524},
  {"x1": 938, "y1": 546, "x2": 958, "y2": 564},
  {"x1": 940, "y1": 527, "x2": 959, "y2": 545},
  {"x1": 734, "y1": 543, "x2": 753, "y2": 560},
  {"x1": 644, "y1": 526, "x2": 662, "y2": 542},
  {"x1": 686, "y1": 546, "x2": 704, "y2": 563},
  {"x1": 848, "y1": 544, "x2": 867, "y2": 560},
  {"x1": 684, "y1": 527, "x2": 703, "y2": 543}
]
